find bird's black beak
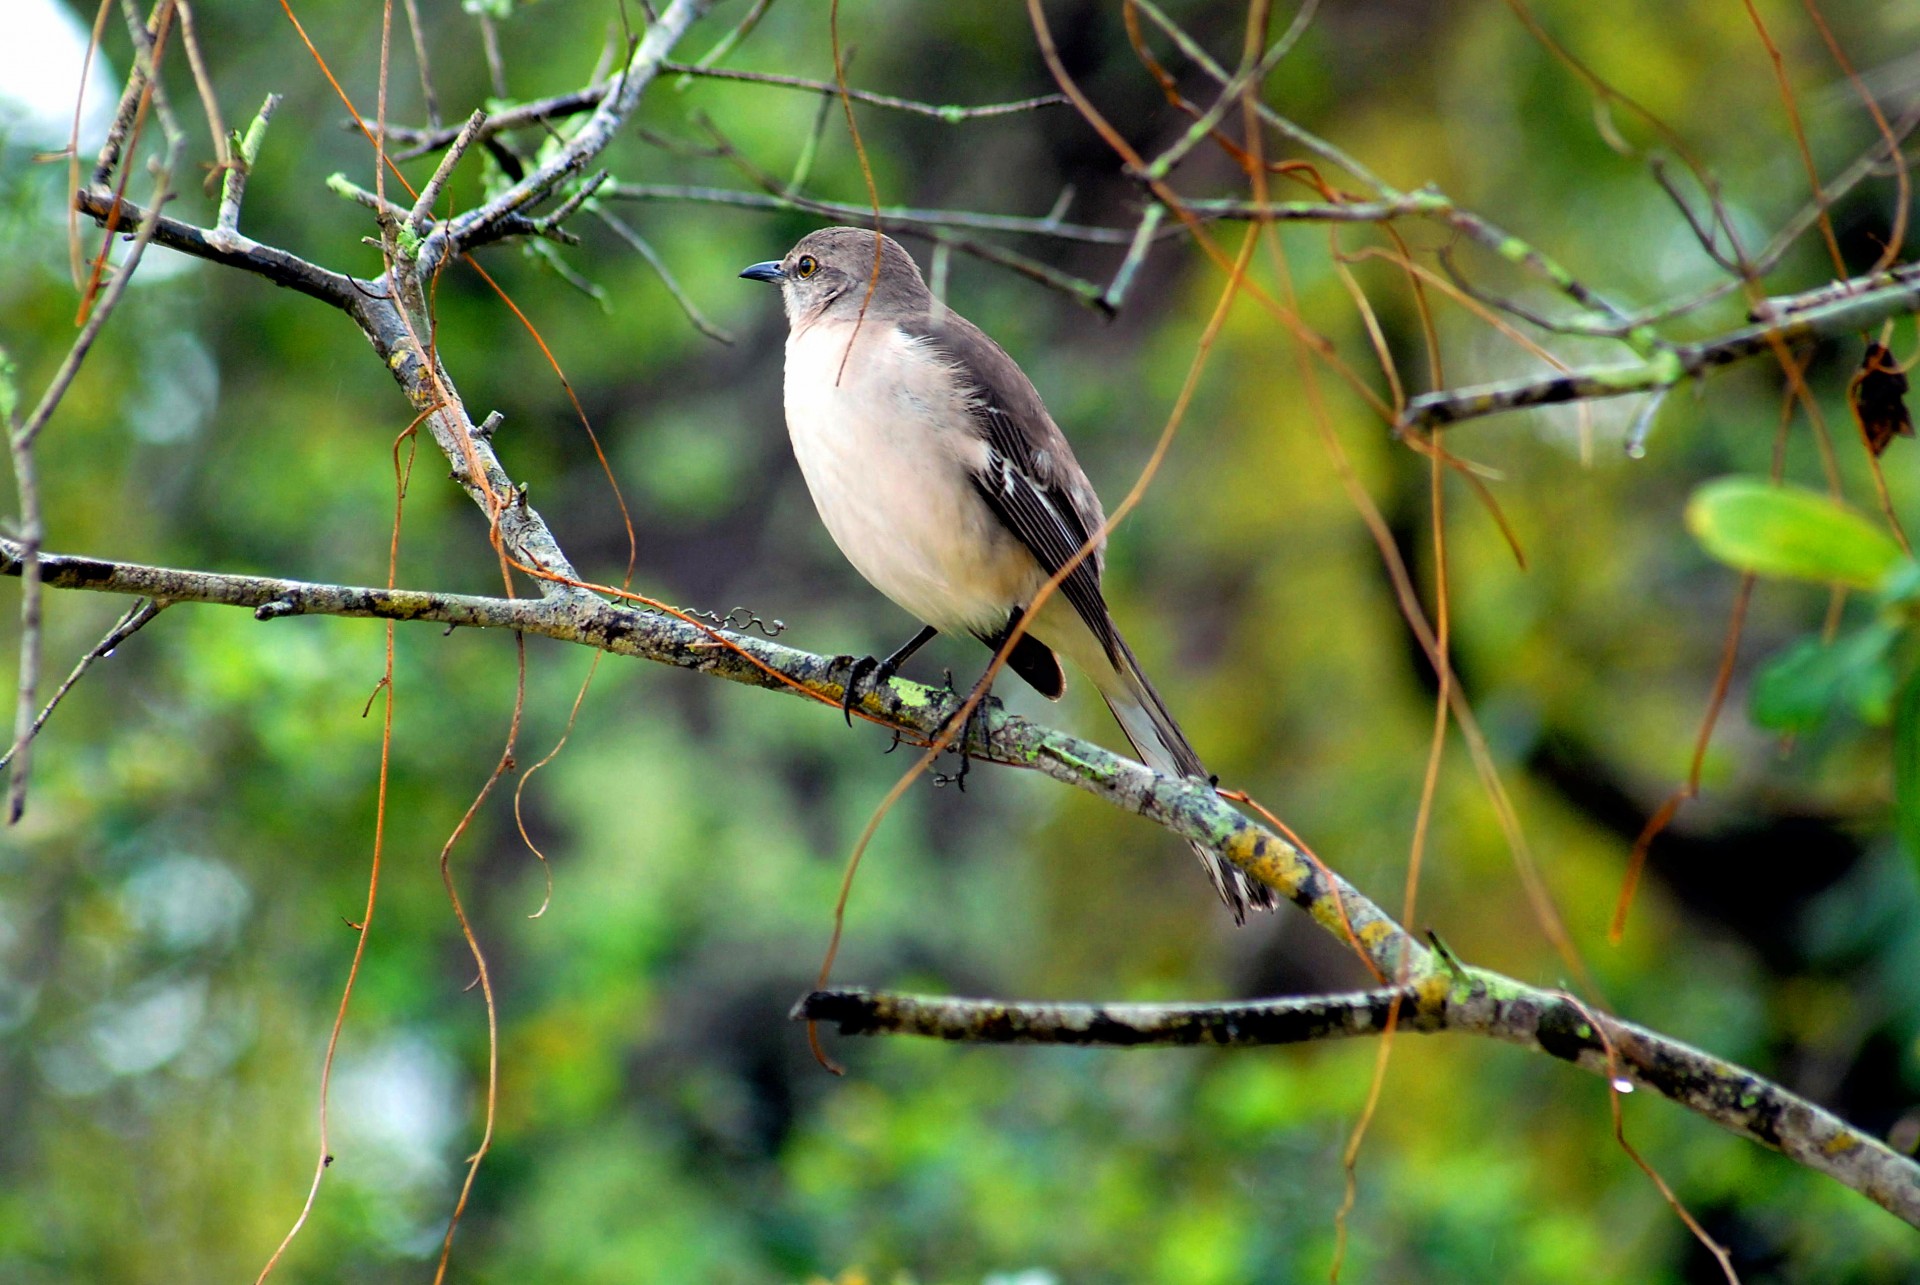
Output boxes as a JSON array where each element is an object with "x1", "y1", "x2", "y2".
[{"x1": 739, "y1": 260, "x2": 784, "y2": 283}]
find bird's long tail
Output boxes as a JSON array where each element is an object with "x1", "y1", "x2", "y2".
[{"x1": 1095, "y1": 629, "x2": 1277, "y2": 924}]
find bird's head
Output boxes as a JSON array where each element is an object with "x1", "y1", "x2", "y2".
[{"x1": 739, "y1": 226, "x2": 930, "y2": 324}]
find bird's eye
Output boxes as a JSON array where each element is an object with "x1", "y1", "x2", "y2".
[{"x1": 795, "y1": 255, "x2": 818, "y2": 278}]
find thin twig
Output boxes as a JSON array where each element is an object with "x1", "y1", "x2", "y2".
[
  {"x1": 214, "y1": 93, "x2": 280, "y2": 241},
  {"x1": 591, "y1": 207, "x2": 733, "y2": 342},
  {"x1": 428, "y1": 0, "x2": 710, "y2": 267},
  {"x1": 1403, "y1": 270, "x2": 1920, "y2": 430},
  {"x1": 672, "y1": 0, "x2": 773, "y2": 88},
  {"x1": 408, "y1": 108, "x2": 486, "y2": 233},
  {"x1": 399, "y1": 0, "x2": 441, "y2": 128},
  {"x1": 378, "y1": 75, "x2": 1067, "y2": 162},
  {"x1": 606, "y1": 181, "x2": 1152, "y2": 243},
  {"x1": 1101, "y1": 202, "x2": 1165, "y2": 311},
  {"x1": 75, "y1": 187, "x2": 361, "y2": 307},
  {"x1": 1138, "y1": 0, "x2": 1318, "y2": 182},
  {"x1": 0, "y1": 600, "x2": 165, "y2": 773},
  {"x1": 172, "y1": 0, "x2": 229, "y2": 178},
  {"x1": 14, "y1": 0, "x2": 184, "y2": 822},
  {"x1": 663, "y1": 61, "x2": 1070, "y2": 120},
  {"x1": 476, "y1": 12, "x2": 507, "y2": 100}
]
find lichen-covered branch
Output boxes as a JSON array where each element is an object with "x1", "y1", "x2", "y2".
[
  {"x1": 1400, "y1": 270, "x2": 1920, "y2": 431},
  {"x1": 12, "y1": 528, "x2": 1919, "y2": 1226},
  {"x1": 798, "y1": 985, "x2": 1423, "y2": 1047},
  {"x1": 0, "y1": 535, "x2": 1413, "y2": 982},
  {"x1": 799, "y1": 973, "x2": 1920, "y2": 1230}
]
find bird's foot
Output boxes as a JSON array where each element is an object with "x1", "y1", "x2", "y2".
[
  {"x1": 835, "y1": 653, "x2": 902, "y2": 726},
  {"x1": 930, "y1": 670, "x2": 999, "y2": 791}
]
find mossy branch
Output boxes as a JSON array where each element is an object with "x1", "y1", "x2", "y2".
[
  {"x1": 799, "y1": 974, "x2": 1920, "y2": 1229},
  {"x1": 0, "y1": 536, "x2": 1407, "y2": 980},
  {"x1": 8, "y1": 533, "x2": 1920, "y2": 1227}
]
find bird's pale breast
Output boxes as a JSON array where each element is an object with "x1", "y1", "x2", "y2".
[{"x1": 783, "y1": 319, "x2": 1040, "y2": 635}]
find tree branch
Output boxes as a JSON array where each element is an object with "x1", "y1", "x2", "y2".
[
  {"x1": 799, "y1": 975, "x2": 1920, "y2": 1230},
  {"x1": 605, "y1": 182, "x2": 1153, "y2": 244},
  {"x1": 20, "y1": 533, "x2": 1920, "y2": 1227},
  {"x1": 423, "y1": 0, "x2": 709, "y2": 271},
  {"x1": 0, "y1": 536, "x2": 1414, "y2": 983},
  {"x1": 73, "y1": 188, "x2": 362, "y2": 310},
  {"x1": 376, "y1": 71, "x2": 1066, "y2": 161},
  {"x1": 1400, "y1": 270, "x2": 1920, "y2": 431}
]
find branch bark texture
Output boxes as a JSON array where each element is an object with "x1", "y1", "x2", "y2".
[{"x1": 800, "y1": 977, "x2": 1920, "y2": 1229}]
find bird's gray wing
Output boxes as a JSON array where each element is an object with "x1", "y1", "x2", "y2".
[{"x1": 908, "y1": 310, "x2": 1122, "y2": 666}]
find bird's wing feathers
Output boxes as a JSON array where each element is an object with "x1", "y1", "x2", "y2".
[
  {"x1": 895, "y1": 308, "x2": 1273, "y2": 920},
  {"x1": 907, "y1": 311, "x2": 1121, "y2": 665}
]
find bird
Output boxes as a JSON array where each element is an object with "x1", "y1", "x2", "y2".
[{"x1": 741, "y1": 226, "x2": 1274, "y2": 922}]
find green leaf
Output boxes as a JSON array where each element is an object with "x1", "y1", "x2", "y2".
[
  {"x1": 1895, "y1": 671, "x2": 1920, "y2": 880},
  {"x1": 1749, "y1": 623, "x2": 1900, "y2": 733},
  {"x1": 1686, "y1": 477, "x2": 1907, "y2": 590}
]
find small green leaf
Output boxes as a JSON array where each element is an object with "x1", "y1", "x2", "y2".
[
  {"x1": 1686, "y1": 477, "x2": 1906, "y2": 590},
  {"x1": 1750, "y1": 623, "x2": 1900, "y2": 733},
  {"x1": 1894, "y1": 672, "x2": 1920, "y2": 880}
]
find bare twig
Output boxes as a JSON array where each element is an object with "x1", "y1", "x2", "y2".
[
  {"x1": 75, "y1": 188, "x2": 360, "y2": 307},
  {"x1": 173, "y1": 0, "x2": 229, "y2": 177},
  {"x1": 1402, "y1": 270, "x2": 1920, "y2": 430},
  {"x1": 1130, "y1": 0, "x2": 1387, "y2": 192},
  {"x1": 672, "y1": 0, "x2": 774, "y2": 88},
  {"x1": 476, "y1": 12, "x2": 508, "y2": 100},
  {"x1": 663, "y1": 61, "x2": 1070, "y2": 120},
  {"x1": 1138, "y1": 0, "x2": 1319, "y2": 182},
  {"x1": 425, "y1": 0, "x2": 708, "y2": 268},
  {"x1": 408, "y1": 108, "x2": 486, "y2": 233},
  {"x1": 0, "y1": 600, "x2": 165, "y2": 774},
  {"x1": 1101, "y1": 203, "x2": 1165, "y2": 311},
  {"x1": 379, "y1": 75, "x2": 1067, "y2": 162},
  {"x1": 14, "y1": 0, "x2": 185, "y2": 823},
  {"x1": 399, "y1": 0, "x2": 441, "y2": 128},
  {"x1": 214, "y1": 93, "x2": 281, "y2": 241},
  {"x1": 606, "y1": 181, "x2": 1153, "y2": 244},
  {"x1": 591, "y1": 207, "x2": 733, "y2": 342}
]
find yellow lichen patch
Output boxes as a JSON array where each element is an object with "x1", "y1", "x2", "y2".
[{"x1": 1357, "y1": 919, "x2": 1397, "y2": 950}]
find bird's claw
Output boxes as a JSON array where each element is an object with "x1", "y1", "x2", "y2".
[
  {"x1": 838, "y1": 654, "x2": 878, "y2": 726},
  {"x1": 930, "y1": 671, "x2": 999, "y2": 792},
  {"x1": 839, "y1": 653, "x2": 906, "y2": 726}
]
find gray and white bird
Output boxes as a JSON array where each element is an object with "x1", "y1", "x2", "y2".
[{"x1": 741, "y1": 227, "x2": 1273, "y2": 922}]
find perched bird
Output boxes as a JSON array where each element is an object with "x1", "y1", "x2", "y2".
[{"x1": 741, "y1": 227, "x2": 1273, "y2": 921}]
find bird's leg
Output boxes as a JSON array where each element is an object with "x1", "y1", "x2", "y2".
[{"x1": 839, "y1": 624, "x2": 938, "y2": 726}]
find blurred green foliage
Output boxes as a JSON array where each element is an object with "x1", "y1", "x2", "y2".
[{"x1": 3, "y1": 0, "x2": 1920, "y2": 1281}]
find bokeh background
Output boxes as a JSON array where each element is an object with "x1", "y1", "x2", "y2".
[{"x1": 4, "y1": 0, "x2": 1920, "y2": 1280}]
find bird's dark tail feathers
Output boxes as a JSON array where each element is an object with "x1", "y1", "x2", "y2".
[{"x1": 1096, "y1": 629, "x2": 1277, "y2": 924}]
